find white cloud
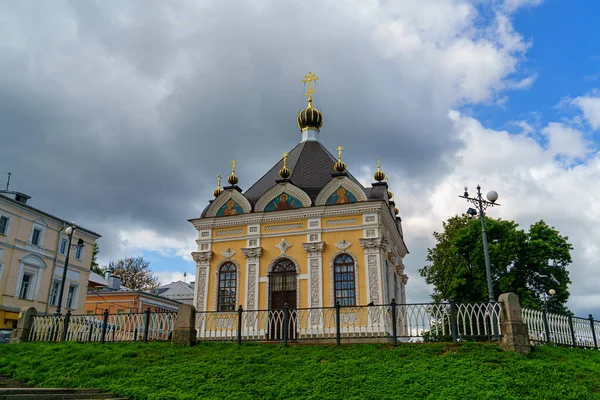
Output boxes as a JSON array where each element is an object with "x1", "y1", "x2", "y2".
[
  {"x1": 118, "y1": 229, "x2": 195, "y2": 262},
  {"x1": 503, "y1": 0, "x2": 544, "y2": 12},
  {"x1": 573, "y1": 93, "x2": 600, "y2": 130},
  {"x1": 154, "y1": 271, "x2": 195, "y2": 286}
]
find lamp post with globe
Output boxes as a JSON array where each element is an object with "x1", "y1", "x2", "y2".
[{"x1": 459, "y1": 185, "x2": 500, "y2": 304}]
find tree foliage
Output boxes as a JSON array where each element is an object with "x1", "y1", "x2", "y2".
[
  {"x1": 106, "y1": 256, "x2": 160, "y2": 290},
  {"x1": 90, "y1": 243, "x2": 103, "y2": 275},
  {"x1": 419, "y1": 215, "x2": 573, "y2": 313}
]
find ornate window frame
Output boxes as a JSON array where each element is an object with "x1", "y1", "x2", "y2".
[
  {"x1": 265, "y1": 255, "x2": 301, "y2": 310},
  {"x1": 213, "y1": 259, "x2": 241, "y2": 312},
  {"x1": 329, "y1": 250, "x2": 360, "y2": 307},
  {"x1": 254, "y1": 182, "x2": 311, "y2": 212},
  {"x1": 315, "y1": 176, "x2": 367, "y2": 206},
  {"x1": 205, "y1": 190, "x2": 252, "y2": 218}
]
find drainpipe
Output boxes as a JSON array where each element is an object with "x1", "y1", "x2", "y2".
[{"x1": 45, "y1": 222, "x2": 64, "y2": 314}]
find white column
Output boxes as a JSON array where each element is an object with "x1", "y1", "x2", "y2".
[
  {"x1": 303, "y1": 241, "x2": 324, "y2": 329},
  {"x1": 192, "y1": 251, "x2": 212, "y2": 338}
]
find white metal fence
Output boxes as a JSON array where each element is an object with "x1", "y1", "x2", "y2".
[
  {"x1": 28, "y1": 310, "x2": 177, "y2": 343},
  {"x1": 521, "y1": 307, "x2": 598, "y2": 348},
  {"x1": 194, "y1": 302, "x2": 502, "y2": 343}
]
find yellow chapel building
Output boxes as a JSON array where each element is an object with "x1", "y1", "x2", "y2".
[{"x1": 189, "y1": 73, "x2": 408, "y2": 337}]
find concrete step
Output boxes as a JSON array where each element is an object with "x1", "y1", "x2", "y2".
[
  {"x1": 0, "y1": 391, "x2": 119, "y2": 399},
  {"x1": 0, "y1": 388, "x2": 103, "y2": 395}
]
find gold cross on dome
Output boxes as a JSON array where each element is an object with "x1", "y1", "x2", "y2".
[
  {"x1": 377, "y1": 155, "x2": 381, "y2": 171},
  {"x1": 282, "y1": 152, "x2": 288, "y2": 168},
  {"x1": 302, "y1": 71, "x2": 319, "y2": 101},
  {"x1": 336, "y1": 146, "x2": 343, "y2": 161},
  {"x1": 217, "y1": 174, "x2": 221, "y2": 188},
  {"x1": 231, "y1": 160, "x2": 236, "y2": 174}
]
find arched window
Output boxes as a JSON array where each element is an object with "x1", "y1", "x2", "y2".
[
  {"x1": 334, "y1": 254, "x2": 355, "y2": 306},
  {"x1": 217, "y1": 263, "x2": 236, "y2": 311}
]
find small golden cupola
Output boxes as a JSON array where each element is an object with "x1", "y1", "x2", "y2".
[
  {"x1": 227, "y1": 160, "x2": 239, "y2": 185},
  {"x1": 374, "y1": 156, "x2": 386, "y2": 182},
  {"x1": 386, "y1": 177, "x2": 393, "y2": 199},
  {"x1": 279, "y1": 152, "x2": 291, "y2": 179},
  {"x1": 213, "y1": 174, "x2": 223, "y2": 197},
  {"x1": 334, "y1": 145, "x2": 347, "y2": 173},
  {"x1": 297, "y1": 72, "x2": 324, "y2": 139}
]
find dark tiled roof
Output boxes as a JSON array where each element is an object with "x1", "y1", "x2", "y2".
[{"x1": 244, "y1": 141, "x2": 366, "y2": 204}]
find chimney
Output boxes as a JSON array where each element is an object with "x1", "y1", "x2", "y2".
[
  {"x1": 104, "y1": 271, "x2": 111, "y2": 281},
  {"x1": 108, "y1": 274, "x2": 121, "y2": 291}
]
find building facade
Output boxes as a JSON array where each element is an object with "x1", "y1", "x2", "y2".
[
  {"x1": 150, "y1": 281, "x2": 195, "y2": 305},
  {"x1": 189, "y1": 73, "x2": 409, "y2": 323},
  {"x1": 85, "y1": 272, "x2": 181, "y2": 315},
  {"x1": 0, "y1": 191, "x2": 101, "y2": 328}
]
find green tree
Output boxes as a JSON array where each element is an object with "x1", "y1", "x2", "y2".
[
  {"x1": 90, "y1": 243, "x2": 103, "y2": 275},
  {"x1": 106, "y1": 256, "x2": 160, "y2": 290},
  {"x1": 419, "y1": 215, "x2": 573, "y2": 313}
]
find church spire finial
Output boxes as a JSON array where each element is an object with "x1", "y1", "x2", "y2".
[
  {"x1": 334, "y1": 145, "x2": 347, "y2": 173},
  {"x1": 228, "y1": 160, "x2": 239, "y2": 185},
  {"x1": 297, "y1": 72, "x2": 324, "y2": 141},
  {"x1": 279, "y1": 152, "x2": 291, "y2": 179},
  {"x1": 374, "y1": 155, "x2": 386, "y2": 182},
  {"x1": 213, "y1": 174, "x2": 223, "y2": 197}
]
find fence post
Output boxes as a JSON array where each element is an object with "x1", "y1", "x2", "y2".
[
  {"x1": 101, "y1": 309, "x2": 109, "y2": 344},
  {"x1": 449, "y1": 298, "x2": 458, "y2": 343},
  {"x1": 542, "y1": 308, "x2": 551, "y2": 344},
  {"x1": 237, "y1": 305, "x2": 243, "y2": 345},
  {"x1": 391, "y1": 299, "x2": 398, "y2": 344},
  {"x1": 335, "y1": 301, "x2": 341, "y2": 346},
  {"x1": 144, "y1": 307, "x2": 151, "y2": 343},
  {"x1": 567, "y1": 313, "x2": 577, "y2": 347},
  {"x1": 283, "y1": 303, "x2": 289, "y2": 347},
  {"x1": 61, "y1": 310, "x2": 71, "y2": 342},
  {"x1": 590, "y1": 314, "x2": 598, "y2": 349},
  {"x1": 9, "y1": 307, "x2": 37, "y2": 343}
]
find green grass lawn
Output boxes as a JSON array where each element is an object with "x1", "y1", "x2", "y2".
[{"x1": 0, "y1": 342, "x2": 599, "y2": 400}]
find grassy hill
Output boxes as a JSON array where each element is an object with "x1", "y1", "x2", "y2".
[{"x1": 0, "y1": 342, "x2": 599, "y2": 400}]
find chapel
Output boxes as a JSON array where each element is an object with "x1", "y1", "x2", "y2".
[{"x1": 189, "y1": 72, "x2": 408, "y2": 318}]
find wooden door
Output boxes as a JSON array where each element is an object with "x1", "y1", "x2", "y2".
[{"x1": 268, "y1": 260, "x2": 297, "y2": 340}]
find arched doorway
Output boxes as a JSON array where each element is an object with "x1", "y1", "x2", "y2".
[{"x1": 268, "y1": 259, "x2": 297, "y2": 340}]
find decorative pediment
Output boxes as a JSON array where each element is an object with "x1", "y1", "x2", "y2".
[
  {"x1": 315, "y1": 176, "x2": 367, "y2": 206},
  {"x1": 254, "y1": 182, "x2": 311, "y2": 212},
  {"x1": 275, "y1": 238, "x2": 292, "y2": 255},
  {"x1": 221, "y1": 248, "x2": 236, "y2": 259},
  {"x1": 205, "y1": 189, "x2": 252, "y2": 218},
  {"x1": 335, "y1": 239, "x2": 352, "y2": 250}
]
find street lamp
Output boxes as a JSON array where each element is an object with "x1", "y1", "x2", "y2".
[
  {"x1": 55, "y1": 224, "x2": 84, "y2": 315},
  {"x1": 459, "y1": 185, "x2": 501, "y2": 303},
  {"x1": 542, "y1": 289, "x2": 556, "y2": 313}
]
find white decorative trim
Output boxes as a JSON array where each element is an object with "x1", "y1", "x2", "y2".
[
  {"x1": 275, "y1": 238, "x2": 292, "y2": 255},
  {"x1": 307, "y1": 232, "x2": 321, "y2": 242},
  {"x1": 221, "y1": 248, "x2": 236, "y2": 259},
  {"x1": 246, "y1": 262, "x2": 258, "y2": 317},
  {"x1": 325, "y1": 218, "x2": 358, "y2": 226},
  {"x1": 248, "y1": 224, "x2": 260, "y2": 234},
  {"x1": 264, "y1": 222, "x2": 303, "y2": 231},
  {"x1": 329, "y1": 250, "x2": 360, "y2": 307},
  {"x1": 206, "y1": 189, "x2": 252, "y2": 218},
  {"x1": 363, "y1": 213, "x2": 377, "y2": 224},
  {"x1": 366, "y1": 254, "x2": 380, "y2": 304},
  {"x1": 315, "y1": 176, "x2": 368, "y2": 206},
  {"x1": 200, "y1": 230, "x2": 211, "y2": 238},
  {"x1": 247, "y1": 238, "x2": 259, "y2": 248},
  {"x1": 335, "y1": 239, "x2": 352, "y2": 250},
  {"x1": 254, "y1": 182, "x2": 311, "y2": 212},
  {"x1": 364, "y1": 228, "x2": 378, "y2": 238},
  {"x1": 192, "y1": 251, "x2": 213, "y2": 264}
]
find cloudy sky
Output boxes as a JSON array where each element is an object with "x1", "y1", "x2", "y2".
[{"x1": 2, "y1": 0, "x2": 599, "y2": 316}]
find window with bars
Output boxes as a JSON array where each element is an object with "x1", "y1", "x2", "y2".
[
  {"x1": 334, "y1": 254, "x2": 356, "y2": 306},
  {"x1": 217, "y1": 263, "x2": 236, "y2": 311}
]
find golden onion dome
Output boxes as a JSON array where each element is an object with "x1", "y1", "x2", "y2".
[
  {"x1": 387, "y1": 189, "x2": 393, "y2": 200},
  {"x1": 213, "y1": 174, "x2": 223, "y2": 198},
  {"x1": 394, "y1": 207, "x2": 399, "y2": 215},
  {"x1": 297, "y1": 99, "x2": 324, "y2": 132},
  {"x1": 334, "y1": 160, "x2": 347, "y2": 173}
]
